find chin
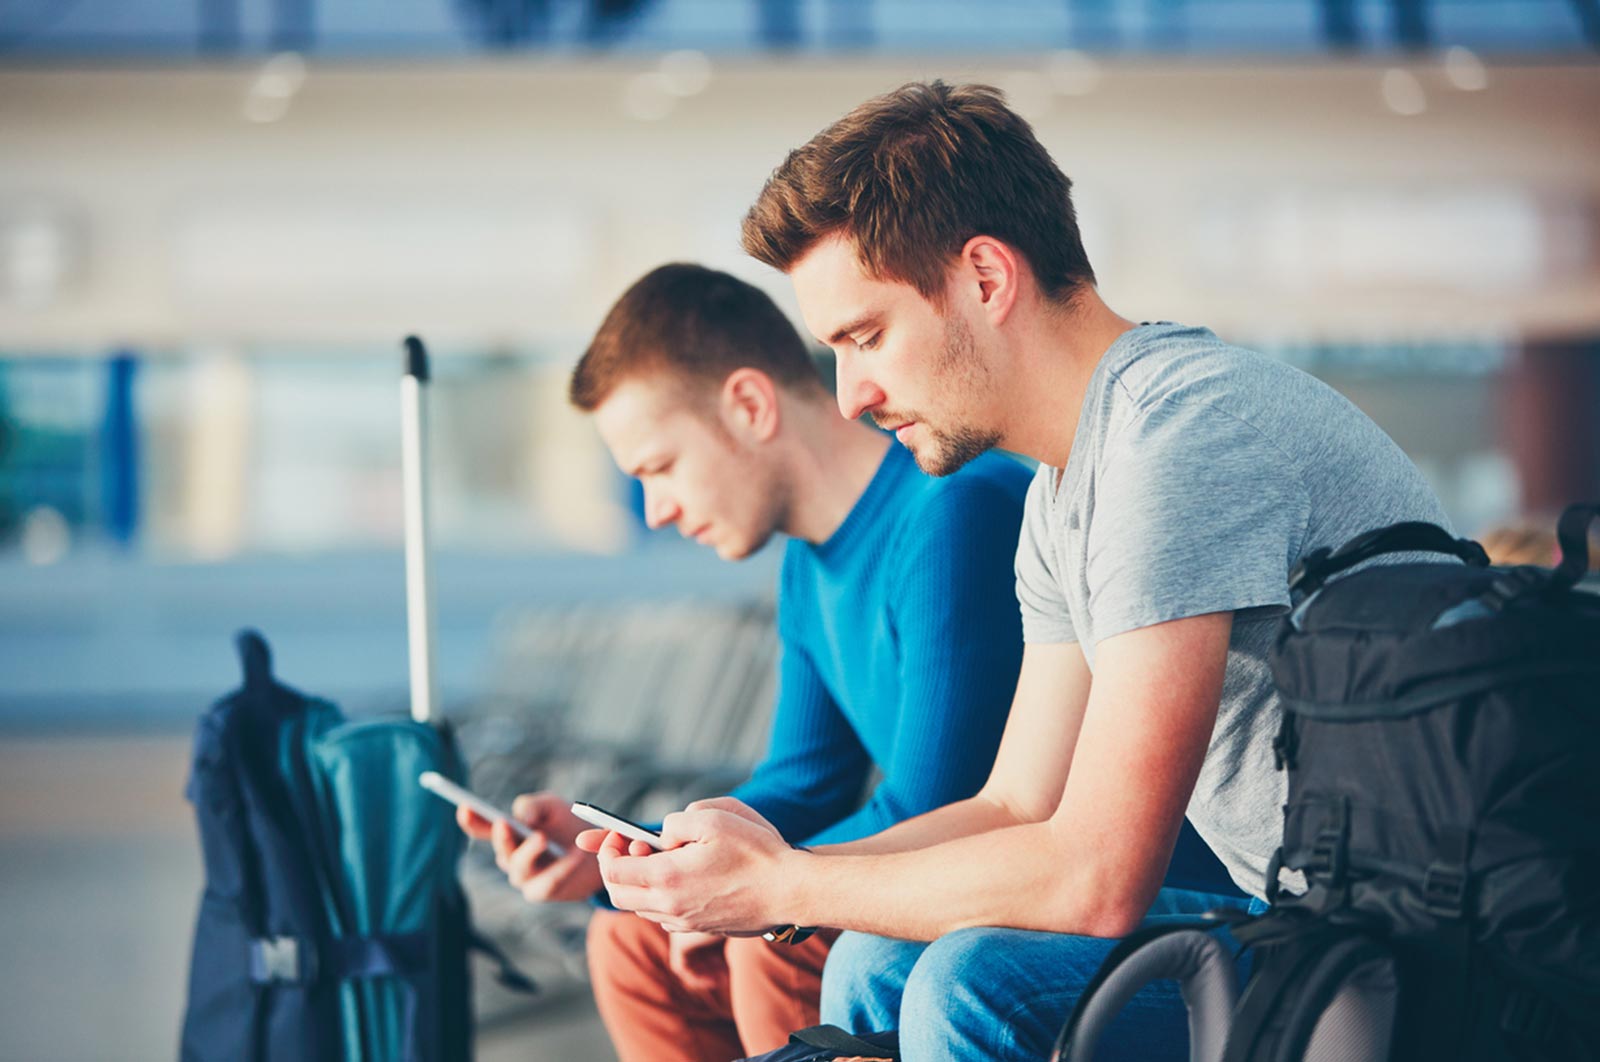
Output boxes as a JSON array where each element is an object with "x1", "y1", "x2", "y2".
[
  {"x1": 718, "y1": 529, "x2": 775, "y2": 562},
  {"x1": 914, "y1": 428, "x2": 998, "y2": 478},
  {"x1": 911, "y1": 446, "x2": 961, "y2": 478}
]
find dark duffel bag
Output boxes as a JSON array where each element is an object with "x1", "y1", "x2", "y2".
[{"x1": 1055, "y1": 503, "x2": 1600, "y2": 1062}]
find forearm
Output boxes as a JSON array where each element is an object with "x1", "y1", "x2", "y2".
[
  {"x1": 777, "y1": 818, "x2": 1153, "y2": 942},
  {"x1": 811, "y1": 792, "x2": 1023, "y2": 857},
  {"x1": 777, "y1": 621, "x2": 1233, "y2": 943}
]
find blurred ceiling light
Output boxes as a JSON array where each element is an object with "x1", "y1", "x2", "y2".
[
  {"x1": 1381, "y1": 68, "x2": 1427, "y2": 116},
  {"x1": 256, "y1": 52, "x2": 307, "y2": 98},
  {"x1": 658, "y1": 50, "x2": 712, "y2": 97},
  {"x1": 1442, "y1": 46, "x2": 1489, "y2": 92},
  {"x1": 243, "y1": 51, "x2": 307, "y2": 124},
  {"x1": 621, "y1": 71, "x2": 677, "y2": 121},
  {"x1": 2, "y1": 211, "x2": 70, "y2": 307},
  {"x1": 21, "y1": 505, "x2": 70, "y2": 566},
  {"x1": 1000, "y1": 70, "x2": 1053, "y2": 119},
  {"x1": 1047, "y1": 50, "x2": 1101, "y2": 96}
]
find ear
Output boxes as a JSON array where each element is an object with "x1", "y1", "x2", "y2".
[
  {"x1": 957, "y1": 235, "x2": 1022, "y2": 328},
  {"x1": 718, "y1": 368, "x2": 782, "y2": 444}
]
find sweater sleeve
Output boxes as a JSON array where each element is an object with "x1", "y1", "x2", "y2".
[
  {"x1": 802, "y1": 474, "x2": 1025, "y2": 846},
  {"x1": 727, "y1": 557, "x2": 874, "y2": 843}
]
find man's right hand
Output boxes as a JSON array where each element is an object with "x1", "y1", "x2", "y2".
[{"x1": 456, "y1": 792, "x2": 604, "y2": 904}]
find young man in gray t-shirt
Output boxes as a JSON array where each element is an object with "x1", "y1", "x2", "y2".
[{"x1": 578, "y1": 83, "x2": 1449, "y2": 1062}]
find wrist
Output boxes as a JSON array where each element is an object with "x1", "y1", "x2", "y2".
[{"x1": 769, "y1": 842, "x2": 815, "y2": 929}]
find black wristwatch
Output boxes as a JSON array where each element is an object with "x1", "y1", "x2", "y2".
[{"x1": 762, "y1": 924, "x2": 817, "y2": 945}]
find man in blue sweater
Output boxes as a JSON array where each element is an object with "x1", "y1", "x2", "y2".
[{"x1": 456, "y1": 262, "x2": 1030, "y2": 1061}]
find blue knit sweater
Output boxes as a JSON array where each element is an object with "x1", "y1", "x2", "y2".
[{"x1": 729, "y1": 443, "x2": 1031, "y2": 846}]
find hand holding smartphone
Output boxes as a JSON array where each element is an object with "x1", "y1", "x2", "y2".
[
  {"x1": 570, "y1": 801, "x2": 666, "y2": 850},
  {"x1": 418, "y1": 771, "x2": 566, "y2": 856}
]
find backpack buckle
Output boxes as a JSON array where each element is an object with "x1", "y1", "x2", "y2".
[
  {"x1": 1479, "y1": 565, "x2": 1550, "y2": 613},
  {"x1": 1422, "y1": 828, "x2": 1472, "y2": 919},
  {"x1": 1421, "y1": 862, "x2": 1467, "y2": 919},
  {"x1": 1497, "y1": 985, "x2": 1561, "y2": 1042},
  {"x1": 250, "y1": 936, "x2": 314, "y2": 984},
  {"x1": 1288, "y1": 547, "x2": 1332, "y2": 598},
  {"x1": 1501, "y1": 988, "x2": 1558, "y2": 1045},
  {"x1": 1310, "y1": 831, "x2": 1342, "y2": 879},
  {"x1": 1309, "y1": 799, "x2": 1350, "y2": 885}
]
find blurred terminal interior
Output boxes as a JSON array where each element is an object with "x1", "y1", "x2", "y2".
[{"x1": 3, "y1": 46, "x2": 1597, "y2": 713}]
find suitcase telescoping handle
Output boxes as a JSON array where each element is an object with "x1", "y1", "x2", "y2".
[
  {"x1": 401, "y1": 336, "x2": 438, "y2": 725},
  {"x1": 1288, "y1": 522, "x2": 1489, "y2": 602}
]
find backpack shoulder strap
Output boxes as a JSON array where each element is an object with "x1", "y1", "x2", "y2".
[
  {"x1": 788, "y1": 1024, "x2": 900, "y2": 1060},
  {"x1": 1289, "y1": 522, "x2": 1488, "y2": 601},
  {"x1": 1053, "y1": 918, "x2": 1241, "y2": 1062},
  {"x1": 1223, "y1": 917, "x2": 1398, "y2": 1062}
]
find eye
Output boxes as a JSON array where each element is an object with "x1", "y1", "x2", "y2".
[{"x1": 857, "y1": 331, "x2": 883, "y2": 352}]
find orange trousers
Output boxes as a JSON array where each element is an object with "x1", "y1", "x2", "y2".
[{"x1": 587, "y1": 911, "x2": 836, "y2": 1062}]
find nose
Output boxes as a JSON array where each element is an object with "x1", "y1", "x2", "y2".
[
  {"x1": 642, "y1": 484, "x2": 680, "y2": 531},
  {"x1": 836, "y1": 359, "x2": 886, "y2": 422}
]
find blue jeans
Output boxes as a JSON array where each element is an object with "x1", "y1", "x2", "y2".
[{"x1": 820, "y1": 887, "x2": 1265, "y2": 1062}]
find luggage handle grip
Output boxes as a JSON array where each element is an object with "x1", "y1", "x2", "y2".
[{"x1": 1289, "y1": 521, "x2": 1488, "y2": 600}]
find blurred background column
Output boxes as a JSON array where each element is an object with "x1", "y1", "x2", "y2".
[
  {"x1": 1320, "y1": 0, "x2": 1358, "y2": 49},
  {"x1": 1503, "y1": 337, "x2": 1600, "y2": 512},
  {"x1": 198, "y1": 0, "x2": 240, "y2": 52},
  {"x1": 1576, "y1": 0, "x2": 1600, "y2": 49},
  {"x1": 274, "y1": 0, "x2": 314, "y2": 51},
  {"x1": 1391, "y1": 0, "x2": 1429, "y2": 50},
  {"x1": 98, "y1": 351, "x2": 139, "y2": 549},
  {"x1": 758, "y1": 0, "x2": 801, "y2": 50}
]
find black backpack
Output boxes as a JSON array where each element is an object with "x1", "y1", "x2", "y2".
[
  {"x1": 737, "y1": 1027, "x2": 900, "y2": 1062},
  {"x1": 1055, "y1": 503, "x2": 1600, "y2": 1062},
  {"x1": 180, "y1": 631, "x2": 532, "y2": 1062}
]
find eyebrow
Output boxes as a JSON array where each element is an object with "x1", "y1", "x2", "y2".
[{"x1": 826, "y1": 312, "x2": 882, "y2": 347}]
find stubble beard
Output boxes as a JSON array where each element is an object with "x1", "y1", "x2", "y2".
[{"x1": 911, "y1": 315, "x2": 1001, "y2": 478}]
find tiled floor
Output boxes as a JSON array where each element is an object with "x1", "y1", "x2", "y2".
[{"x1": 0, "y1": 735, "x2": 615, "y2": 1062}]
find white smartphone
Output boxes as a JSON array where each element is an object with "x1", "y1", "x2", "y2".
[
  {"x1": 418, "y1": 771, "x2": 565, "y2": 856},
  {"x1": 570, "y1": 801, "x2": 666, "y2": 850}
]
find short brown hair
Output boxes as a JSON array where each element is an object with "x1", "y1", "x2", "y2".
[
  {"x1": 570, "y1": 263, "x2": 823, "y2": 411},
  {"x1": 741, "y1": 80, "x2": 1096, "y2": 303}
]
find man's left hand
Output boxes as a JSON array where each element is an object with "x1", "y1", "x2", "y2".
[{"x1": 575, "y1": 797, "x2": 800, "y2": 935}]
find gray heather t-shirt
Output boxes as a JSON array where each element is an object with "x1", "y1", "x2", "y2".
[{"x1": 1014, "y1": 323, "x2": 1448, "y2": 898}]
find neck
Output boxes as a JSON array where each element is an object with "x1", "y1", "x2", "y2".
[
  {"x1": 997, "y1": 288, "x2": 1135, "y2": 469},
  {"x1": 780, "y1": 398, "x2": 893, "y2": 544}
]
